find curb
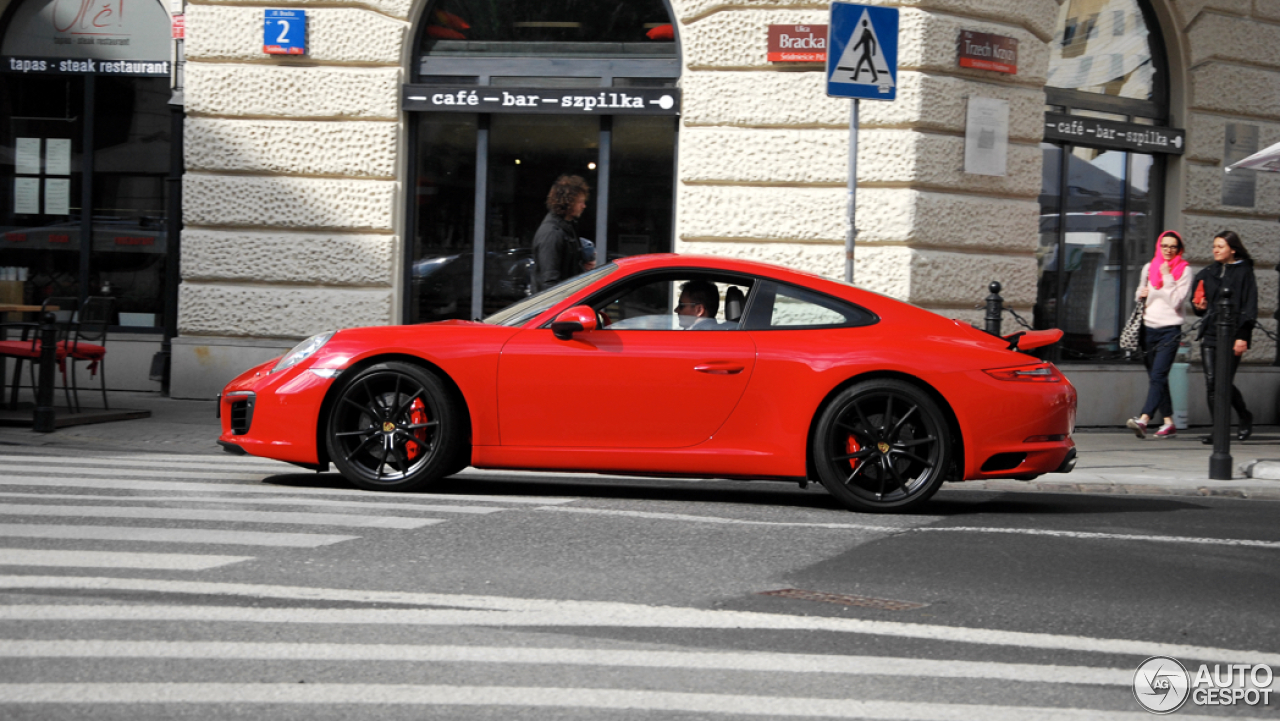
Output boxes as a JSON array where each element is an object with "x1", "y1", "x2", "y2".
[{"x1": 951, "y1": 479, "x2": 1280, "y2": 500}]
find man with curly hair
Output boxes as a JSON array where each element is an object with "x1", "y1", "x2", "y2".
[{"x1": 532, "y1": 175, "x2": 590, "y2": 292}]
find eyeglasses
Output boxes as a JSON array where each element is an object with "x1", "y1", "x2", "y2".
[{"x1": 674, "y1": 302, "x2": 699, "y2": 313}]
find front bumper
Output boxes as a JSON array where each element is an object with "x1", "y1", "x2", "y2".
[{"x1": 217, "y1": 359, "x2": 336, "y2": 466}]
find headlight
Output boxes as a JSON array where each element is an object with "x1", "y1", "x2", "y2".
[{"x1": 272, "y1": 332, "x2": 334, "y2": 373}]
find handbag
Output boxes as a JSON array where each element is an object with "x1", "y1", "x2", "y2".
[
  {"x1": 1119, "y1": 272, "x2": 1149, "y2": 352},
  {"x1": 1119, "y1": 302, "x2": 1144, "y2": 352}
]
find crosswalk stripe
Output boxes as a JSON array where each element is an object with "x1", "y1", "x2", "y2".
[
  {"x1": 0, "y1": 454, "x2": 288, "y2": 472},
  {"x1": 0, "y1": 504, "x2": 443, "y2": 529},
  {"x1": 0, "y1": 683, "x2": 1247, "y2": 719},
  {"x1": 0, "y1": 476, "x2": 577, "y2": 505},
  {"x1": 536, "y1": 507, "x2": 1280, "y2": 550},
  {"x1": 0, "y1": 550, "x2": 249, "y2": 570},
  {"x1": 0, "y1": 524, "x2": 356, "y2": 548},
  {"x1": 3, "y1": 463, "x2": 281, "y2": 481},
  {"x1": 3, "y1": 602, "x2": 1276, "y2": 667},
  {"x1": 0, "y1": 491, "x2": 506, "y2": 514},
  {"x1": 0, "y1": 454, "x2": 287, "y2": 473},
  {"x1": 0, "y1": 640, "x2": 1133, "y2": 685}
]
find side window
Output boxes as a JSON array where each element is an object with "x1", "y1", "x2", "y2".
[
  {"x1": 744, "y1": 281, "x2": 876, "y2": 330},
  {"x1": 588, "y1": 273, "x2": 754, "y2": 330}
]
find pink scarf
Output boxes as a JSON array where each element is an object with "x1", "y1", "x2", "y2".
[{"x1": 1149, "y1": 231, "x2": 1187, "y2": 290}]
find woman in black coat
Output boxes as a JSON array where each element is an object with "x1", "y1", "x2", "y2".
[{"x1": 1191, "y1": 230, "x2": 1258, "y2": 442}]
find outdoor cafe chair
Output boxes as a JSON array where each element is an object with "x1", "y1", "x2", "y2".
[
  {"x1": 0, "y1": 296, "x2": 74, "y2": 410},
  {"x1": 59, "y1": 295, "x2": 112, "y2": 412}
]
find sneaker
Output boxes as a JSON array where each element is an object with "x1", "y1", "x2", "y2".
[
  {"x1": 1126, "y1": 417, "x2": 1147, "y2": 438},
  {"x1": 1154, "y1": 422, "x2": 1176, "y2": 438}
]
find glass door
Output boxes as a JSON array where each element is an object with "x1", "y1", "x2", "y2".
[
  {"x1": 485, "y1": 114, "x2": 598, "y2": 316},
  {"x1": 409, "y1": 111, "x2": 675, "y2": 323}
]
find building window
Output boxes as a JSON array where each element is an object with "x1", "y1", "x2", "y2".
[
  {"x1": 1036, "y1": 0, "x2": 1172, "y2": 362},
  {"x1": 0, "y1": 0, "x2": 173, "y2": 329},
  {"x1": 405, "y1": 0, "x2": 679, "y2": 323}
]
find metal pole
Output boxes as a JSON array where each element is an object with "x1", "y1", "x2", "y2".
[
  {"x1": 984, "y1": 281, "x2": 1003, "y2": 337},
  {"x1": 33, "y1": 312, "x2": 57, "y2": 433},
  {"x1": 1209, "y1": 287, "x2": 1234, "y2": 480},
  {"x1": 845, "y1": 99, "x2": 858, "y2": 284}
]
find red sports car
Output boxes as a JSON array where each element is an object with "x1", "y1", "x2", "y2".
[{"x1": 218, "y1": 254, "x2": 1076, "y2": 512}]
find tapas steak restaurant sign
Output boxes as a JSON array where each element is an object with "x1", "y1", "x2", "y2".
[
  {"x1": 768, "y1": 25, "x2": 827, "y2": 62},
  {"x1": 957, "y1": 30, "x2": 1017, "y2": 74},
  {"x1": 1, "y1": 0, "x2": 172, "y2": 76},
  {"x1": 404, "y1": 86, "x2": 681, "y2": 115}
]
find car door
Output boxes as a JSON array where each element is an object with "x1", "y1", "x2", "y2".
[{"x1": 496, "y1": 275, "x2": 757, "y2": 449}]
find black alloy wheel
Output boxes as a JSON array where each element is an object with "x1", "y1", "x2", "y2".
[
  {"x1": 325, "y1": 361, "x2": 465, "y2": 492},
  {"x1": 812, "y1": 379, "x2": 951, "y2": 513}
]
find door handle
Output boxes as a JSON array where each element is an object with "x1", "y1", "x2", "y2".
[{"x1": 694, "y1": 362, "x2": 744, "y2": 375}]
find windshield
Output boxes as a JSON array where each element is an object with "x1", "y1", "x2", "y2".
[{"x1": 483, "y1": 263, "x2": 617, "y2": 327}]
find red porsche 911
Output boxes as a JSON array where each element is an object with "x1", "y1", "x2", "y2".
[{"x1": 218, "y1": 254, "x2": 1076, "y2": 513}]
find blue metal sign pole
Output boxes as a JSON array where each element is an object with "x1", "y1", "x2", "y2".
[{"x1": 826, "y1": 2, "x2": 898, "y2": 284}]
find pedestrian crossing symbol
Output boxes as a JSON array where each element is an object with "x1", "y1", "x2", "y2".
[{"x1": 826, "y1": 3, "x2": 899, "y2": 101}]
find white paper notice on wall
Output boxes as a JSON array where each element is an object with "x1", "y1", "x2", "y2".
[
  {"x1": 15, "y1": 138, "x2": 40, "y2": 175},
  {"x1": 45, "y1": 178, "x2": 70, "y2": 216},
  {"x1": 46, "y1": 139, "x2": 71, "y2": 176},
  {"x1": 964, "y1": 97, "x2": 1009, "y2": 177},
  {"x1": 14, "y1": 177, "x2": 39, "y2": 215}
]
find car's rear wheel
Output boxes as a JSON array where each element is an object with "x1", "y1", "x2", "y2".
[
  {"x1": 813, "y1": 379, "x2": 951, "y2": 513},
  {"x1": 325, "y1": 362, "x2": 465, "y2": 492}
]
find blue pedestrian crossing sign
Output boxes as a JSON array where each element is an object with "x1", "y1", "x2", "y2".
[{"x1": 826, "y1": 2, "x2": 899, "y2": 100}]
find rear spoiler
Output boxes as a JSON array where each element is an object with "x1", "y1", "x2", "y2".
[{"x1": 1001, "y1": 328, "x2": 1063, "y2": 352}]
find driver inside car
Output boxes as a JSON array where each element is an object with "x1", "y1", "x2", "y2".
[{"x1": 675, "y1": 280, "x2": 721, "y2": 330}]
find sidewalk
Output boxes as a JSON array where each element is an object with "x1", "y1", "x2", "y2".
[{"x1": 1, "y1": 392, "x2": 1278, "y2": 501}]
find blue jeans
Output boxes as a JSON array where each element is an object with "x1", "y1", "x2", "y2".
[{"x1": 1140, "y1": 325, "x2": 1181, "y2": 420}]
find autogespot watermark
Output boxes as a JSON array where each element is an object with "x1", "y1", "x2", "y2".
[{"x1": 1133, "y1": 656, "x2": 1274, "y2": 714}]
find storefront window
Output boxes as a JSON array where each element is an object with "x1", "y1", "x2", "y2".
[
  {"x1": 1037, "y1": 0, "x2": 1171, "y2": 362},
  {"x1": 0, "y1": 0, "x2": 174, "y2": 329},
  {"x1": 407, "y1": 0, "x2": 680, "y2": 323}
]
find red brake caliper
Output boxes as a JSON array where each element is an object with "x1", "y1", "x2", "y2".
[
  {"x1": 845, "y1": 434, "x2": 861, "y2": 472},
  {"x1": 406, "y1": 398, "x2": 429, "y2": 460}
]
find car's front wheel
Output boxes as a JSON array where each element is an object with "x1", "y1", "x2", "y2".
[
  {"x1": 813, "y1": 379, "x2": 951, "y2": 513},
  {"x1": 325, "y1": 362, "x2": 465, "y2": 492}
]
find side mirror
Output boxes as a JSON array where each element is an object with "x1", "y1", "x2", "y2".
[{"x1": 551, "y1": 305, "x2": 599, "y2": 340}]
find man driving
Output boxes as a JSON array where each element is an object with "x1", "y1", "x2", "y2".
[{"x1": 675, "y1": 280, "x2": 720, "y2": 330}]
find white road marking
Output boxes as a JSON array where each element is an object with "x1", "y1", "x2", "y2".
[
  {"x1": 0, "y1": 550, "x2": 249, "y2": 570},
  {"x1": 537, "y1": 506, "x2": 1280, "y2": 550},
  {"x1": 0, "y1": 683, "x2": 1252, "y2": 719},
  {"x1": 0, "y1": 491, "x2": 505, "y2": 514},
  {"x1": 0, "y1": 454, "x2": 291, "y2": 473},
  {"x1": 0, "y1": 524, "x2": 356, "y2": 548},
  {"x1": 0, "y1": 577, "x2": 1275, "y2": 666},
  {"x1": 2, "y1": 463, "x2": 272, "y2": 481},
  {"x1": 0, "y1": 640, "x2": 1133, "y2": 685},
  {"x1": 537, "y1": 505, "x2": 904, "y2": 531},
  {"x1": 0, "y1": 476, "x2": 577, "y2": 505},
  {"x1": 0, "y1": 504, "x2": 442, "y2": 529}
]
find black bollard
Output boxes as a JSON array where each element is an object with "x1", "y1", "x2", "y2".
[
  {"x1": 985, "y1": 281, "x2": 1003, "y2": 337},
  {"x1": 1209, "y1": 288, "x2": 1234, "y2": 480},
  {"x1": 32, "y1": 311, "x2": 57, "y2": 433}
]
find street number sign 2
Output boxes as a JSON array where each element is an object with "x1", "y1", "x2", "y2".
[{"x1": 264, "y1": 9, "x2": 306, "y2": 55}]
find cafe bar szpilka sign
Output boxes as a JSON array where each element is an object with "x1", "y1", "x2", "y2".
[{"x1": 1, "y1": 0, "x2": 172, "y2": 76}]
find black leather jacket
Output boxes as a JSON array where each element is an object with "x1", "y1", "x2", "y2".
[
  {"x1": 531, "y1": 212, "x2": 580, "y2": 293},
  {"x1": 1193, "y1": 259, "x2": 1257, "y2": 347}
]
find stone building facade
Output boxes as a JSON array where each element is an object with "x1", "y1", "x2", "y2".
[{"x1": 4, "y1": 0, "x2": 1279, "y2": 425}]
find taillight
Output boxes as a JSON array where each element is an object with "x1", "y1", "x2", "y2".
[{"x1": 983, "y1": 363, "x2": 1063, "y2": 383}]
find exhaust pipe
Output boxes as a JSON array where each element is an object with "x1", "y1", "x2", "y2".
[{"x1": 1054, "y1": 447, "x2": 1077, "y2": 474}]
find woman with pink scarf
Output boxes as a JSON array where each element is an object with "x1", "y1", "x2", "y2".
[{"x1": 1126, "y1": 231, "x2": 1191, "y2": 438}]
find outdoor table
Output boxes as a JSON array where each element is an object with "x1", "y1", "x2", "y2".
[{"x1": 0, "y1": 304, "x2": 59, "y2": 422}]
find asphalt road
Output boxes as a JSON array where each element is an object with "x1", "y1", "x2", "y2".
[{"x1": 0, "y1": 447, "x2": 1277, "y2": 719}]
